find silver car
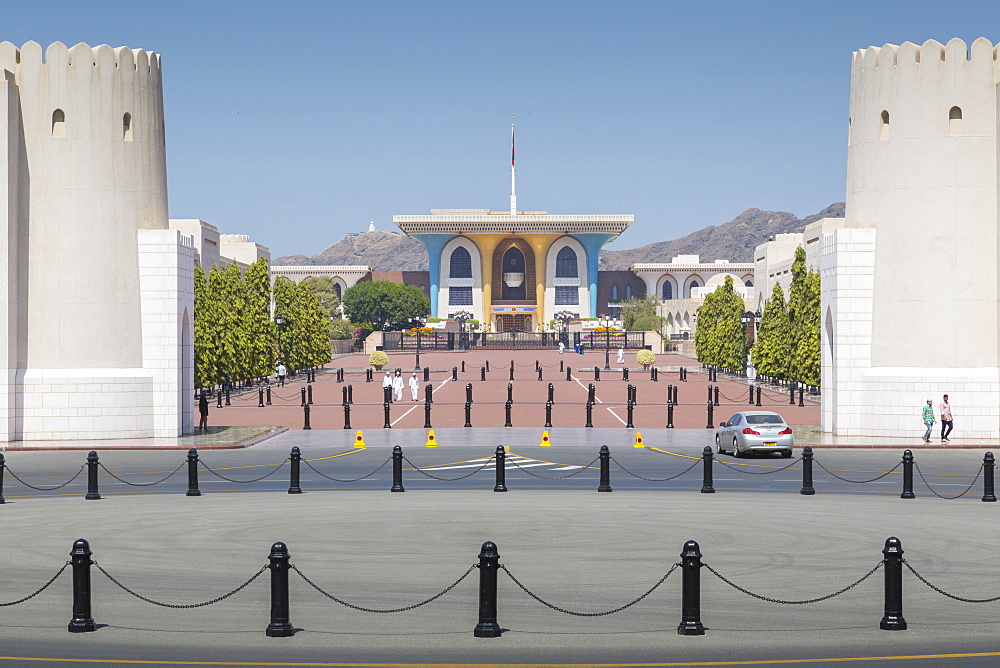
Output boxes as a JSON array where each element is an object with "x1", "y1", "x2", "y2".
[{"x1": 715, "y1": 411, "x2": 794, "y2": 458}]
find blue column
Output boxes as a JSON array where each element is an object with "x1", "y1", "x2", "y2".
[
  {"x1": 411, "y1": 234, "x2": 456, "y2": 318},
  {"x1": 571, "y1": 233, "x2": 616, "y2": 318}
]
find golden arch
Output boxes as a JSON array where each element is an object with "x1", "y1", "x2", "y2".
[{"x1": 491, "y1": 238, "x2": 536, "y2": 302}]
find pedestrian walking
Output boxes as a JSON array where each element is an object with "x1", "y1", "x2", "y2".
[
  {"x1": 408, "y1": 372, "x2": 420, "y2": 401},
  {"x1": 392, "y1": 370, "x2": 404, "y2": 402},
  {"x1": 276, "y1": 362, "x2": 287, "y2": 387},
  {"x1": 939, "y1": 394, "x2": 953, "y2": 443},
  {"x1": 558, "y1": 341, "x2": 565, "y2": 354},
  {"x1": 198, "y1": 391, "x2": 209, "y2": 432},
  {"x1": 616, "y1": 347, "x2": 625, "y2": 364},
  {"x1": 921, "y1": 399, "x2": 935, "y2": 443}
]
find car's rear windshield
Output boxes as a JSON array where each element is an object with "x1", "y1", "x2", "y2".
[{"x1": 745, "y1": 415, "x2": 783, "y2": 425}]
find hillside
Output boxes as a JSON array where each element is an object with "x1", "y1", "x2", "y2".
[{"x1": 273, "y1": 203, "x2": 845, "y2": 270}]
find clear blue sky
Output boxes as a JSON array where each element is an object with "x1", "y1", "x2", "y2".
[{"x1": 6, "y1": 1, "x2": 1000, "y2": 258}]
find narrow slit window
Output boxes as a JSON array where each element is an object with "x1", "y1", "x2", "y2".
[
  {"x1": 949, "y1": 106, "x2": 962, "y2": 136},
  {"x1": 123, "y1": 112, "x2": 133, "y2": 141},
  {"x1": 52, "y1": 109, "x2": 65, "y2": 138},
  {"x1": 879, "y1": 110, "x2": 889, "y2": 140}
]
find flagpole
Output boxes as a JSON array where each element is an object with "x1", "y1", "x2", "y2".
[{"x1": 510, "y1": 117, "x2": 516, "y2": 215}]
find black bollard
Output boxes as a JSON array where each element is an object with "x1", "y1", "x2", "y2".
[
  {"x1": 466, "y1": 383, "x2": 473, "y2": 404},
  {"x1": 535, "y1": 360, "x2": 540, "y2": 372},
  {"x1": 68, "y1": 538, "x2": 96, "y2": 633},
  {"x1": 566, "y1": 366, "x2": 572, "y2": 382},
  {"x1": 594, "y1": 366, "x2": 600, "y2": 382},
  {"x1": 288, "y1": 447, "x2": 302, "y2": 494},
  {"x1": 217, "y1": 390, "x2": 223, "y2": 409},
  {"x1": 464, "y1": 401, "x2": 472, "y2": 428},
  {"x1": 789, "y1": 381, "x2": 796, "y2": 405},
  {"x1": 366, "y1": 368, "x2": 372, "y2": 383},
  {"x1": 707, "y1": 384, "x2": 713, "y2": 404},
  {"x1": 383, "y1": 402, "x2": 391, "y2": 429},
  {"x1": 880, "y1": 537, "x2": 907, "y2": 631},
  {"x1": 755, "y1": 385, "x2": 762, "y2": 407},
  {"x1": 338, "y1": 368, "x2": 345, "y2": 383},
  {"x1": 85, "y1": 451, "x2": 101, "y2": 501},
  {"x1": 342, "y1": 401, "x2": 351, "y2": 430},
  {"x1": 652, "y1": 367, "x2": 658, "y2": 382},
  {"x1": 700, "y1": 446, "x2": 715, "y2": 493},
  {"x1": 544, "y1": 401, "x2": 553, "y2": 428},
  {"x1": 748, "y1": 384, "x2": 754, "y2": 405},
  {"x1": 300, "y1": 387, "x2": 306, "y2": 406},
  {"x1": 509, "y1": 365, "x2": 514, "y2": 381},
  {"x1": 598, "y1": 445, "x2": 612, "y2": 492},
  {"x1": 348, "y1": 384, "x2": 353, "y2": 404},
  {"x1": 673, "y1": 384, "x2": 679, "y2": 404},
  {"x1": 984, "y1": 452, "x2": 996, "y2": 502},
  {"x1": 303, "y1": 403, "x2": 311, "y2": 430},
  {"x1": 705, "y1": 401, "x2": 714, "y2": 430},
  {"x1": 342, "y1": 386, "x2": 348, "y2": 405},
  {"x1": 588, "y1": 383, "x2": 596, "y2": 404},
  {"x1": 0, "y1": 453, "x2": 5, "y2": 504},
  {"x1": 258, "y1": 388, "x2": 264, "y2": 407},
  {"x1": 225, "y1": 388, "x2": 231, "y2": 406},
  {"x1": 560, "y1": 360, "x2": 564, "y2": 372},
  {"x1": 266, "y1": 385, "x2": 272, "y2": 405},
  {"x1": 509, "y1": 360, "x2": 514, "y2": 375},
  {"x1": 473, "y1": 541, "x2": 502, "y2": 637},
  {"x1": 486, "y1": 360, "x2": 490, "y2": 373},
  {"x1": 423, "y1": 367, "x2": 430, "y2": 382},
  {"x1": 265, "y1": 541, "x2": 294, "y2": 637},
  {"x1": 800, "y1": 446, "x2": 815, "y2": 495},
  {"x1": 626, "y1": 400, "x2": 634, "y2": 429},
  {"x1": 452, "y1": 366, "x2": 458, "y2": 381},
  {"x1": 507, "y1": 382, "x2": 514, "y2": 403},
  {"x1": 901, "y1": 450, "x2": 915, "y2": 499},
  {"x1": 424, "y1": 401, "x2": 432, "y2": 429},
  {"x1": 481, "y1": 366, "x2": 486, "y2": 382},
  {"x1": 391, "y1": 445, "x2": 404, "y2": 492},
  {"x1": 462, "y1": 361, "x2": 466, "y2": 373},
  {"x1": 585, "y1": 401, "x2": 594, "y2": 428},
  {"x1": 798, "y1": 387, "x2": 804, "y2": 407},
  {"x1": 307, "y1": 384, "x2": 314, "y2": 405},
  {"x1": 681, "y1": 367, "x2": 687, "y2": 382},
  {"x1": 186, "y1": 448, "x2": 201, "y2": 497},
  {"x1": 425, "y1": 384, "x2": 433, "y2": 404},
  {"x1": 493, "y1": 446, "x2": 507, "y2": 492},
  {"x1": 537, "y1": 367, "x2": 542, "y2": 381},
  {"x1": 668, "y1": 384, "x2": 674, "y2": 404},
  {"x1": 414, "y1": 350, "x2": 421, "y2": 371},
  {"x1": 383, "y1": 386, "x2": 392, "y2": 404},
  {"x1": 677, "y1": 540, "x2": 705, "y2": 636},
  {"x1": 547, "y1": 383, "x2": 554, "y2": 404},
  {"x1": 666, "y1": 400, "x2": 675, "y2": 429},
  {"x1": 713, "y1": 385, "x2": 719, "y2": 406},
  {"x1": 504, "y1": 401, "x2": 512, "y2": 427}
]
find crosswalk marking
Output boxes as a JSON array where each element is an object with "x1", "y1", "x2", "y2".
[{"x1": 407, "y1": 456, "x2": 583, "y2": 472}]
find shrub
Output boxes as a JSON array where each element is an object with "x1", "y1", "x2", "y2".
[
  {"x1": 632, "y1": 315, "x2": 663, "y2": 332},
  {"x1": 369, "y1": 350, "x2": 389, "y2": 369},
  {"x1": 636, "y1": 349, "x2": 656, "y2": 368}
]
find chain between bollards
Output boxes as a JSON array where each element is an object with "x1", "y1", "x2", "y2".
[
  {"x1": 288, "y1": 447, "x2": 302, "y2": 494},
  {"x1": 493, "y1": 446, "x2": 507, "y2": 492}
]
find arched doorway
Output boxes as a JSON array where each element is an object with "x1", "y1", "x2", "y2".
[{"x1": 500, "y1": 246, "x2": 527, "y2": 300}]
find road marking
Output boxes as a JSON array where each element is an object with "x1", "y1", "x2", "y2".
[
  {"x1": 606, "y1": 407, "x2": 627, "y2": 426},
  {"x1": 570, "y1": 375, "x2": 603, "y2": 403},
  {"x1": 391, "y1": 377, "x2": 450, "y2": 427}
]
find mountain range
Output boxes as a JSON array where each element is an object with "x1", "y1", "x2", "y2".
[{"x1": 272, "y1": 202, "x2": 846, "y2": 271}]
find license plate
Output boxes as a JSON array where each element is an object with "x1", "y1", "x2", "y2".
[{"x1": 765, "y1": 442, "x2": 776, "y2": 447}]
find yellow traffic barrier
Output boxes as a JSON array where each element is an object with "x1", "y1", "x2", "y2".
[
  {"x1": 354, "y1": 430, "x2": 366, "y2": 449},
  {"x1": 425, "y1": 429, "x2": 438, "y2": 447},
  {"x1": 634, "y1": 432, "x2": 644, "y2": 448},
  {"x1": 539, "y1": 430, "x2": 552, "y2": 446}
]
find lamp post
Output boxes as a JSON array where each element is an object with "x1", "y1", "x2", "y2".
[
  {"x1": 741, "y1": 311, "x2": 753, "y2": 377},
  {"x1": 601, "y1": 315, "x2": 613, "y2": 370},
  {"x1": 275, "y1": 314, "x2": 284, "y2": 361},
  {"x1": 556, "y1": 310, "x2": 574, "y2": 349},
  {"x1": 453, "y1": 310, "x2": 472, "y2": 352}
]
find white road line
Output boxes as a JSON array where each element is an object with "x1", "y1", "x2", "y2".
[
  {"x1": 571, "y1": 375, "x2": 603, "y2": 403},
  {"x1": 606, "y1": 407, "x2": 628, "y2": 426},
  {"x1": 550, "y1": 466, "x2": 583, "y2": 471},
  {"x1": 391, "y1": 377, "x2": 451, "y2": 427}
]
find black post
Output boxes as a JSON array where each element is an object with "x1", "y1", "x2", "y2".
[
  {"x1": 300, "y1": 387, "x2": 306, "y2": 406},
  {"x1": 798, "y1": 387, "x2": 804, "y2": 407},
  {"x1": 186, "y1": 448, "x2": 201, "y2": 497},
  {"x1": 789, "y1": 381, "x2": 796, "y2": 405},
  {"x1": 673, "y1": 384, "x2": 679, "y2": 404},
  {"x1": 566, "y1": 366, "x2": 572, "y2": 382},
  {"x1": 901, "y1": 450, "x2": 915, "y2": 499},
  {"x1": 348, "y1": 384, "x2": 354, "y2": 404},
  {"x1": 343, "y1": 402, "x2": 351, "y2": 430},
  {"x1": 700, "y1": 446, "x2": 715, "y2": 494},
  {"x1": 288, "y1": 447, "x2": 302, "y2": 494},
  {"x1": 547, "y1": 383, "x2": 554, "y2": 403},
  {"x1": 623, "y1": 367, "x2": 629, "y2": 382},
  {"x1": 504, "y1": 401, "x2": 512, "y2": 428},
  {"x1": 473, "y1": 541, "x2": 502, "y2": 637},
  {"x1": 306, "y1": 384, "x2": 313, "y2": 405},
  {"x1": 626, "y1": 400, "x2": 634, "y2": 429},
  {"x1": 755, "y1": 385, "x2": 761, "y2": 407},
  {"x1": 595, "y1": 366, "x2": 600, "y2": 382},
  {"x1": 705, "y1": 402, "x2": 714, "y2": 430},
  {"x1": 707, "y1": 384, "x2": 713, "y2": 404},
  {"x1": 980, "y1": 451, "x2": 996, "y2": 502},
  {"x1": 481, "y1": 366, "x2": 486, "y2": 382},
  {"x1": 462, "y1": 360, "x2": 466, "y2": 373},
  {"x1": 681, "y1": 367, "x2": 687, "y2": 382},
  {"x1": 391, "y1": 445, "x2": 404, "y2": 492},
  {"x1": 486, "y1": 360, "x2": 491, "y2": 372},
  {"x1": 748, "y1": 384, "x2": 754, "y2": 405},
  {"x1": 800, "y1": 446, "x2": 815, "y2": 495},
  {"x1": 217, "y1": 389, "x2": 223, "y2": 409},
  {"x1": 598, "y1": 445, "x2": 612, "y2": 492},
  {"x1": 507, "y1": 382, "x2": 514, "y2": 403},
  {"x1": 880, "y1": 537, "x2": 907, "y2": 631},
  {"x1": 560, "y1": 360, "x2": 564, "y2": 372},
  {"x1": 0, "y1": 453, "x2": 5, "y2": 504},
  {"x1": 652, "y1": 367, "x2": 658, "y2": 382},
  {"x1": 85, "y1": 451, "x2": 101, "y2": 501},
  {"x1": 585, "y1": 401, "x2": 593, "y2": 428},
  {"x1": 68, "y1": 538, "x2": 96, "y2": 633},
  {"x1": 588, "y1": 383, "x2": 596, "y2": 404},
  {"x1": 466, "y1": 383, "x2": 473, "y2": 404},
  {"x1": 424, "y1": 401, "x2": 432, "y2": 429},
  {"x1": 666, "y1": 401, "x2": 675, "y2": 429},
  {"x1": 338, "y1": 368, "x2": 345, "y2": 383},
  {"x1": 342, "y1": 386, "x2": 348, "y2": 405},
  {"x1": 535, "y1": 360, "x2": 540, "y2": 372},
  {"x1": 366, "y1": 368, "x2": 373, "y2": 382},
  {"x1": 265, "y1": 541, "x2": 294, "y2": 637},
  {"x1": 677, "y1": 540, "x2": 705, "y2": 636},
  {"x1": 225, "y1": 388, "x2": 231, "y2": 406},
  {"x1": 509, "y1": 365, "x2": 514, "y2": 381},
  {"x1": 415, "y1": 348, "x2": 421, "y2": 372},
  {"x1": 266, "y1": 385, "x2": 272, "y2": 405},
  {"x1": 383, "y1": 402, "x2": 391, "y2": 429},
  {"x1": 258, "y1": 388, "x2": 264, "y2": 407},
  {"x1": 303, "y1": 403, "x2": 311, "y2": 430},
  {"x1": 464, "y1": 402, "x2": 472, "y2": 428},
  {"x1": 544, "y1": 401, "x2": 552, "y2": 428},
  {"x1": 713, "y1": 385, "x2": 720, "y2": 406},
  {"x1": 425, "y1": 384, "x2": 433, "y2": 404},
  {"x1": 423, "y1": 367, "x2": 430, "y2": 382},
  {"x1": 537, "y1": 367, "x2": 542, "y2": 381},
  {"x1": 493, "y1": 446, "x2": 508, "y2": 492},
  {"x1": 668, "y1": 384, "x2": 674, "y2": 405},
  {"x1": 452, "y1": 366, "x2": 458, "y2": 381}
]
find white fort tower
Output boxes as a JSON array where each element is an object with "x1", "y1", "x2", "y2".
[
  {"x1": 823, "y1": 37, "x2": 1000, "y2": 437},
  {"x1": 1, "y1": 41, "x2": 194, "y2": 441}
]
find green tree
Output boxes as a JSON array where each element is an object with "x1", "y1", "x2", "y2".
[
  {"x1": 193, "y1": 263, "x2": 219, "y2": 389},
  {"x1": 242, "y1": 258, "x2": 275, "y2": 378},
  {"x1": 694, "y1": 287, "x2": 720, "y2": 365},
  {"x1": 212, "y1": 263, "x2": 246, "y2": 382},
  {"x1": 619, "y1": 296, "x2": 659, "y2": 330},
  {"x1": 342, "y1": 280, "x2": 430, "y2": 330},
  {"x1": 792, "y1": 270, "x2": 821, "y2": 387},
  {"x1": 300, "y1": 276, "x2": 342, "y2": 319},
  {"x1": 786, "y1": 246, "x2": 809, "y2": 381},
  {"x1": 752, "y1": 282, "x2": 791, "y2": 381},
  {"x1": 695, "y1": 277, "x2": 745, "y2": 370},
  {"x1": 274, "y1": 279, "x2": 332, "y2": 371}
]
